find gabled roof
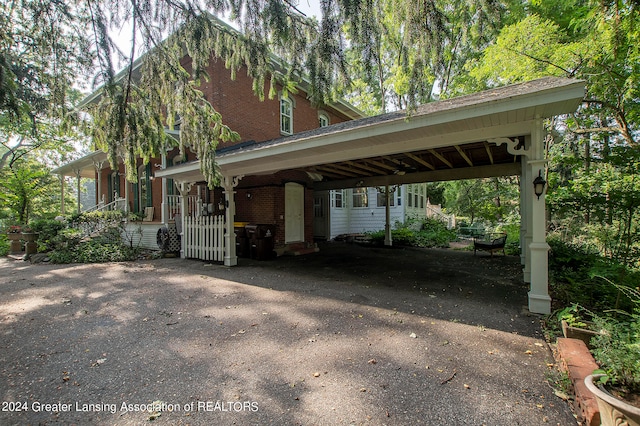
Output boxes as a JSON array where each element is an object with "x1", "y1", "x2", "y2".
[
  {"x1": 156, "y1": 77, "x2": 585, "y2": 188},
  {"x1": 77, "y1": 14, "x2": 364, "y2": 120}
]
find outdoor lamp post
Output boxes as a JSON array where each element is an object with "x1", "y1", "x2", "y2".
[{"x1": 533, "y1": 170, "x2": 547, "y2": 199}]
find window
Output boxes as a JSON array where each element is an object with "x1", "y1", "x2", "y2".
[
  {"x1": 280, "y1": 97, "x2": 293, "y2": 135},
  {"x1": 319, "y1": 113, "x2": 329, "y2": 128},
  {"x1": 331, "y1": 190, "x2": 345, "y2": 208},
  {"x1": 376, "y1": 189, "x2": 395, "y2": 207},
  {"x1": 352, "y1": 187, "x2": 368, "y2": 208}
]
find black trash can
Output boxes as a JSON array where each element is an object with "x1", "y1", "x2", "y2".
[
  {"x1": 234, "y1": 224, "x2": 249, "y2": 258},
  {"x1": 245, "y1": 224, "x2": 276, "y2": 260}
]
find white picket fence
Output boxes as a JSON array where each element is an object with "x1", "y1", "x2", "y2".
[{"x1": 183, "y1": 215, "x2": 225, "y2": 261}]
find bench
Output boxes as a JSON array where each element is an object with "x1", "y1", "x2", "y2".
[{"x1": 473, "y1": 233, "x2": 507, "y2": 256}]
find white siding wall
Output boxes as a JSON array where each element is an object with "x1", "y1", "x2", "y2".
[
  {"x1": 124, "y1": 223, "x2": 164, "y2": 250},
  {"x1": 327, "y1": 187, "x2": 406, "y2": 238}
]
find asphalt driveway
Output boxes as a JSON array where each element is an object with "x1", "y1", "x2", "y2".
[{"x1": 0, "y1": 242, "x2": 576, "y2": 425}]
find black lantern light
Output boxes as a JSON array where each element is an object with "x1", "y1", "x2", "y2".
[{"x1": 533, "y1": 170, "x2": 547, "y2": 199}]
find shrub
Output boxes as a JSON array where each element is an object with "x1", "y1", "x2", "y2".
[
  {"x1": 590, "y1": 280, "x2": 640, "y2": 394},
  {"x1": 47, "y1": 211, "x2": 140, "y2": 264},
  {"x1": 366, "y1": 218, "x2": 456, "y2": 248},
  {"x1": 548, "y1": 237, "x2": 638, "y2": 313},
  {"x1": 0, "y1": 234, "x2": 8, "y2": 256},
  {"x1": 29, "y1": 218, "x2": 65, "y2": 252}
]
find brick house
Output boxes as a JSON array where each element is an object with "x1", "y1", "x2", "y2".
[{"x1": 53, "y1": 41, "x2": 364, "y2": 255}]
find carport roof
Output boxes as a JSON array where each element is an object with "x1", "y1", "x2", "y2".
[{"x1": 156, "y1": 77, "x2": 585, "y2": 188}]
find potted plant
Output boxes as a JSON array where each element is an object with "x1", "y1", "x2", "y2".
[
  {"x1": 584, "y1": 281, "x2": 640, "y2": 426},
  {"x1": 6, "y1": 225, "x2": 23, "y2": 253},
  {"x1": 20, "y1": 226, "x2": 39, "y2": 242}
]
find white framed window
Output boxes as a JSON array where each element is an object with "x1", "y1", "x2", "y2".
[
  {"x1": 376, "y1": 189, "x2": 395, "y2": 207},
  {"x1": 280, "y1": 97, "x2": 293, "y2": 135},
  {"x1": 331, "y1": 190, "x2": 345, "y2": 208},
  {"x1": 319, "y1": 113, "x2": 329, "y2": 128},
  {"x1": 352, "y1": 187, "x2": 368, "y2": 208}
]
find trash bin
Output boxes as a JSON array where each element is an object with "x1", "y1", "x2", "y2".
[
  {"x1": 234, "y1": 223, "x2": 249, "y2": 258},
  {"x1": 245, "y1": 224, "x2": 276, "y2": 260}
]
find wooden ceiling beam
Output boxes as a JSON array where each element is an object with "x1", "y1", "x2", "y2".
[
  {"x1": 344, "y1": 161, "x2": 388, "y2": 175},
  {"x1": 327, "y1": 163, "x2": 373, "y2": 176},
  {"x1": 428, "y1": 149, "x2": 454, "y2": 168},
  {"x1": 364, "y1": 159, "x2": 396, "y2": 171},
  {"x1": 483, "y1": 142, "x2": 495, "y2": 165},
  {"x1": 405, "y1": 153, "x2": 436, "y2": 171},
  {"x1": 315, "y1": 165, "x2": 361, "y2": 178},
  {"x1": 455, "y1": 145, "x2": 474, "y2": 167}
]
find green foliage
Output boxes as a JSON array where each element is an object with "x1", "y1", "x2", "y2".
[
  {"x1": 591, "y1": 281, "x2": 640, "y2": 393},
  {"x1": 367, "y1": 218, "x2": 456, "y2": 248},
  {"x1": 47, "y1": 211, "x2": 140, "y2": 263},
  {"x1": 547, "y1": 237, "x2": 639, "y2": 313},
  {"x1": 28, "y1": 219, "x2": 65, "y2": 252},
  {"x1": 0, "y1": 157, "x2": 58, "y2": 223},
  {"x1": 0, "y1": 234, "x2": 8, "y2": 256},
  {"x1": 443, "y1": 178, "x2": 519, "y2": 226},
  {"x1": 556, "y1": 304, "x2": 589, "y2": 328}
]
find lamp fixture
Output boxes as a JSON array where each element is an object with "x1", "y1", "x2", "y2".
[{"x1": 533, "y1": 170, "x2": 547, "y2": 199}]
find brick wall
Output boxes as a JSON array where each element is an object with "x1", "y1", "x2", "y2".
[{"x1": 185, "y1": 55, "x2": 353, "y2": 147}]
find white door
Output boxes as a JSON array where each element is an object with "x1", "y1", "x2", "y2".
[{"x1": 285, "y1": 182, "x2": 304, "y2": 243}]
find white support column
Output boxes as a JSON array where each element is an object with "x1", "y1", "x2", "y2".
[
  {"x1": 74, "y1": 169, "x2": 82, "y2": 213},
  {"x1": 488, "y1": 132, "x2": 550, "y2": 314},
  {"x1": 94, "y1": 161, "x2": 104, "y2": 207},
  {"x1": 528, "y1": 119, "x2": 551, "y2": 314},
  {"x1": 124, "y1": 179, "x2": 130, "y2": 213},
  {"x1": 60, "y1": 175, "x2": 66, "y2": 215},
  {"x1": 222, "y1": 175, "x2": 243, "y2": 267},
  {"x1": 176, "y1": 181, "x2": 194, "y2": 259},
  {"x1": 382, "y1": 185, "x2": 394, "y2": 246},
  {"x1": 160, "y1": 153, "x2": 169, "y2": 225},
  {"x1": 523, "y1": 138, "x2": 533, "y2": 283},
  {"x1": 520, "y1": 159, "x2": 527, "y2": 267}
]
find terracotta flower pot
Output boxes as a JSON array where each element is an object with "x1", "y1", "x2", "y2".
[{"x1": 585, "y1": 374, "x2": 640, "y2": 426}]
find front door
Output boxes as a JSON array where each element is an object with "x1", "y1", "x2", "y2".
[
  {"x1": 313, "y1": 191, "x2": 329, "y2": 240},
  {"x1": 285, "y1": 182, "x2": 304, "y2": 243}
]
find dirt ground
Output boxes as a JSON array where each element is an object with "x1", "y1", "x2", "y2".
[{"x1": 0, "y1": 242, "x2": 577, "y2": 425}]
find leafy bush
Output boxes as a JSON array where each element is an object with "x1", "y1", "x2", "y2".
[
  {"x1": 548, "y1": 237, "x2": 639, "y2": 313},
  {"x1": 29, "y1": 218, "x2": 65, "y2": 252},
  {"x1": 591, "y1": 281, "x2": 640, "y2": 393},
  {"x1": 366, "y1": 218, "x2": 456, "y2": 248},
  {"x1": 0, "y1": 234, "x2": 8, "y2": 256},
  {"x1": 47, "y1": 211, "x2": 140, "y2": 263}
]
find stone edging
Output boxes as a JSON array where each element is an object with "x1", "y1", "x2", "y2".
[{"x1": 556, "y1": 337, "x2": 600, "y2": 425}]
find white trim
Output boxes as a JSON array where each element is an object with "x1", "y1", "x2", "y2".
[{"x1": 280, "y1": 96, "x2": 293, "y2": 136}]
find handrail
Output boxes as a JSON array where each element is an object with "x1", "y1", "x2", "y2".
[{"x1": 83, "y1": 198, "x2": 127, "y2": 213}]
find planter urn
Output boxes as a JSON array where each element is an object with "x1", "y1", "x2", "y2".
[
  {"x1": 7, "y1": 232, "x2": 23, "y2": 253},
  {"x1": 585, "y1": 374, "x2": 640, "y2": 426},
  {"x1": 21, "y1": 233, "x2": 39, "y2": 256}
]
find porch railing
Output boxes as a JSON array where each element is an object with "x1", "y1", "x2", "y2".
[
  {"x1": 83, "y1": 197, "x2": 127, "y2": 213},
  {"x1": 167, "y1": 194, "x2": 199, "y2": 219}
]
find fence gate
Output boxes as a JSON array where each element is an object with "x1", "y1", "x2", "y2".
[{"x1": 183, "y1": 215, "x2": 225, "y2": 261}]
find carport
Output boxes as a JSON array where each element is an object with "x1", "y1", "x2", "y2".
[{"x1": 155, "y1": 77, "x2": 586, "y2": 315}]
